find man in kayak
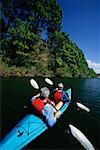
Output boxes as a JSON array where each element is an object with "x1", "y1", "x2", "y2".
[
  {"x1": 53, "y1": 83, "x2": 71, "y2": 110},
  {"x1": 31, "y1": 87, "x2": 61, "y2": 127}
]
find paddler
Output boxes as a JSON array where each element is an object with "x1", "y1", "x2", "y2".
[
  {"x1": 31, "y1": 87, "x2": 61, "y2": 127},
  {"x1": 53, "y1": 83, "x2": 71, "y2": 110}
]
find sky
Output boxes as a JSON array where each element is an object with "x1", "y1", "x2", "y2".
[{"x1": 57, "y1": 0, "x2": 100, "y2": 73}]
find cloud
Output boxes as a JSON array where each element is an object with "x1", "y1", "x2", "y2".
[
  {"x1": 87, "y1": 60, "x2": 100, "y2": 74},
  {"x1": 93, "y1": 69, "x2": 100, "y2": 74}
]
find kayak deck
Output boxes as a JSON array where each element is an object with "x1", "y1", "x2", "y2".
[{"x1": 0, "y1": 88, "x2": 71, "y2": 150}]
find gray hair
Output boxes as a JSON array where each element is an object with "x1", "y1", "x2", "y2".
[{"x1": 40, "y1": 87, "x2": 50, "y2": 98}]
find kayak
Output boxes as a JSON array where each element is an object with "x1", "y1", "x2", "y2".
[{"x1": 0, "y1": 88, "x2": 71, "y2": 150}]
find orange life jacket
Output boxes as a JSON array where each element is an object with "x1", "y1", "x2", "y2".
[
  {"x1": 32, "y1": 97, "x2": 51, "y2": 114},
  {"x1": 53, "y1": 90, "x2": 63, "y2": 104}
]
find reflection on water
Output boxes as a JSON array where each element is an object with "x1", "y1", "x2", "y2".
[{"x1": 1, "y1": 77, "x2": 100, "y2": 149}]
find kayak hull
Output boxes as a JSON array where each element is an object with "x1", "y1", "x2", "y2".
[{"x1": 0, "y1": 88, "x2": 71, "y2": 150}]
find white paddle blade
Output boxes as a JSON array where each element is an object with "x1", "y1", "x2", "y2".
[
  {"x1": 45, "y1": 78, "x2": 53, "y2": 85},
  {"x1": 76, "y1": 102, "x2": 90, "y2": 112},
  {"x1": 30, "y1": 79, "x2": 39, "y2": 89},
  {"x1": 69, "y1": 124, "x2": 95, "y2": 150}
]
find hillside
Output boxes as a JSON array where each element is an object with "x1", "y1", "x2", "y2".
[{"x1": 0, "y1": 0, "x2": 96, "y2": 78}]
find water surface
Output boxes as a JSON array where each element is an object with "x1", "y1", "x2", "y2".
[{"x1": 1, "y1": 77, "x2": 100, "y2": 149}]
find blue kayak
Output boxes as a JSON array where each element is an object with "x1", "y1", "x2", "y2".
[{"x1": 0, "y1": 88, "x2": 71, "y2": 150}]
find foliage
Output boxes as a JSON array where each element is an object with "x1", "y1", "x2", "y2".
[{"x1": 0, "y1": 0, "x2": 96, "y2": 77}]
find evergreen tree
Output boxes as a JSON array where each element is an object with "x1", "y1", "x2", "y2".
[{"x1": 0, "y1": 0, "x2": 96, "y2": 77}]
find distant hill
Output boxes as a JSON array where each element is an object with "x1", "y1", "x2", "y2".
[{"x1": 97, "y1": 74, "x2": 100, "y2": 78}]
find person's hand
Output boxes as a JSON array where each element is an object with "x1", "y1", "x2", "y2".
[
  {"x1": 35, "y1": 93, "x2": 40, "y2": 97},
  {"x1": 51, "y1": 101, "x2": 55, "y2": 106}
]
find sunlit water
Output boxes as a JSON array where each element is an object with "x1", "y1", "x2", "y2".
[{"x1": 1, "y1": 77, "x2": 100, "y2": 149}]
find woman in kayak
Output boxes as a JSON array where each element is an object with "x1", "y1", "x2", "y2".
[
  {"x1": 53, "y1": 83, "x2": 71, "y2": 110},
  {"x1": 31, "y1": 87, "x2": 61, "y2": 127}
]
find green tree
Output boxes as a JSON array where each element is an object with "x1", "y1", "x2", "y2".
[{"x1": 0, "y1": 0, "x2": 96, "y2": 77}]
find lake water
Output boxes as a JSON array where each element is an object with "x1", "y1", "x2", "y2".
[{"x1": 1, "y1": 77, "x2": 100, "y2": 149}]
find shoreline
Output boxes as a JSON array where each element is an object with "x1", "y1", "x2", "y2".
[{"x1": 0, "y1": 72, "x2": 98, "y2": 78}]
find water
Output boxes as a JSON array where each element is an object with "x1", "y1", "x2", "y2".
[{"x1": 1, "y1": 77, "x2": 100, "y2": 149}]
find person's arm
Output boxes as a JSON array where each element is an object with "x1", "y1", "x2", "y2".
[
  {"x1": 52, "y1": 88, "x2": 58, "y2": 92},
  {"x1": 46, "y1": 98, "x2": 55, "y2": 106},
  {"x1": 31, "y1": 93, "x2": 40, "y2": 102},
  {"x1": 62, "y1": 91, "x2": 70, "y2": 102}
]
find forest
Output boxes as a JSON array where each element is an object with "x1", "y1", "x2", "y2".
[{"x1": 0, "y1": 0, "x2": 97, "y2": 77}]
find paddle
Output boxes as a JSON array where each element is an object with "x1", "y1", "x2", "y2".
[
  {"x1": 69, "y1": 124, "x2": 95, "y2": 150},
  {"x1": 45, "y1": 78, "x2": 53, "y2": 85},
  {"x1": 76, "y1": 102, "x2": 90, "y2": 112},
  {"x1": 45, "y1": 78, "x2": 90, "y2": 113},
  {"x1": 23, "y1": 79, "x2": 38, "y2": 109},
  {"x1": 30, "y1": 79, "x2": 39, "y2": 89},
  {"x1": 45, "y1": 79, "x2": 93, "y2": 148},
  {"x1": 23, "y1": 79, "x2": 39, "y2": 109}
]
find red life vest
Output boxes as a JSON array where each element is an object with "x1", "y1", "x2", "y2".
[
  {"x1": 53, "y1": 90, "x2": 63, "y2": 104},
  {"x1": 32, "y1": 98, "x2": 45, "y2": 114},
  {"x1": 32, "y1": 97, "x2": 51, "y2": 114}
]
